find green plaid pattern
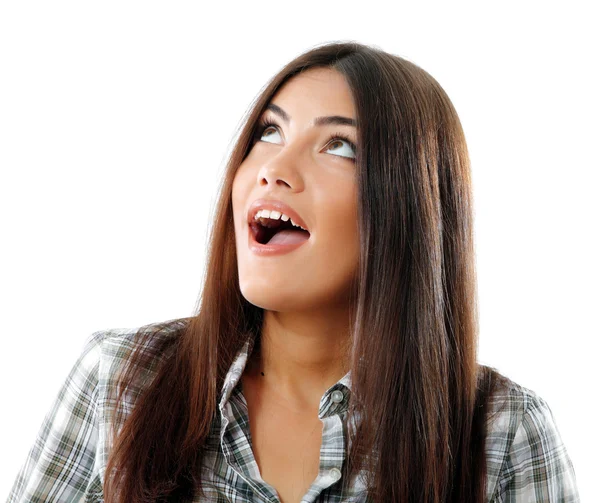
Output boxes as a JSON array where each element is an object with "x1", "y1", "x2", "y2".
[{"x1": 6, "y1": 319, "x2": 580, "y2": 502}]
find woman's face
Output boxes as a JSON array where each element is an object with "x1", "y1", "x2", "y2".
[{"x1": 231, "y1": 67, "x2": 359, "y2": 313}]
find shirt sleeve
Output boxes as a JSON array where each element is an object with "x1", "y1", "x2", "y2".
[
  {"x1": 495, "y1": 393, "x2": 580, "y2": 502},
  {"x1": 6, "y1": 330, "x2": 104, "y2": 503}
]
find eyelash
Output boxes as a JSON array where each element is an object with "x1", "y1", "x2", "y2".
[{"x1": 253, "y1": 117, "x2": 357, "y2": 160}]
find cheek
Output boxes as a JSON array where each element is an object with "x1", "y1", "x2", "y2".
[
  {"x1": 231, "y1": 166, "x2": 245, "y2": 201},
  {"x1": 309, "y1": 196, "x2": 360, "y2": 302},
  {"x1": 319, "y1": 184, "x2": 358, "y2": 242},
  {"x1": 231, "y1": 165, "x2": 252, "y2": 221},
  {"x1": 312, "y1": 190, "x2": 360, "y2": 276}
]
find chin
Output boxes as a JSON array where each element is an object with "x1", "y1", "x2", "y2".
[{"x1": 239, "y1": 284, "x2": 309, "y2": 313}]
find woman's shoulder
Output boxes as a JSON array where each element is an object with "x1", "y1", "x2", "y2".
[
  {"x1": 5, "y1": 318, "x2": 192, "y2": 503},
  {"x1": 482, "y1": 367, "x2": 580, "y2": 501},
  {"x1": 75, "y1": 316, "x2": 192, "y2": 406},
  {"x1": 485, "y1": 368, "x2": 546, "y2": 427},
  {"x1": 90, "y1": 316, "x2": 190, "y2": 369}
]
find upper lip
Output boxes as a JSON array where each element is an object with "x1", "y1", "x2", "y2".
[{"x1": 247, "y1": 198, "x2": 310, "y2": 232}]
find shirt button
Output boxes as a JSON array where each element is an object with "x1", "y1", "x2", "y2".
[
  {"x1": 331, "y1": 390, "x2": 344, "y2": 403},
  {"x1": 329, "y1": 467, "x2": 342, "y2": 481}
]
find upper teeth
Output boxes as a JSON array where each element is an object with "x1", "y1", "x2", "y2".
[{"x1": 253, "y1": 209, "x2": 307, "y2": 231}]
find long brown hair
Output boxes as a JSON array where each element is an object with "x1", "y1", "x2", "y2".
[{"x1": 103, "y1": 40, "x2": 511, "y2": 502}]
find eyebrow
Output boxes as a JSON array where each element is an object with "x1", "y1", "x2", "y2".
[{"x1": 266, "y1": 103, "x2": 357, "y2": 128}]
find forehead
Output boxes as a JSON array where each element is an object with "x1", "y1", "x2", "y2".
[{"x1": 268, "y1": 67, "x2": 355, "y2": 121}]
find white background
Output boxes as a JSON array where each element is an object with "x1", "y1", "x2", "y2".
[{"x1": 1, "y1": 1, "x2": 597, "y2": 500}]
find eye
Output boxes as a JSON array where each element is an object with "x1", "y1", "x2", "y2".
[
  {"x1": 258, "y1": 124, "x2": 282, "y2": 144},
  {"x1": 324, "y1": 134, "x2": 356, "y2": 160}
]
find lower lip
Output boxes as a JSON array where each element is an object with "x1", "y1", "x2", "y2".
[{"x1": 247, "y1": 224, "x2": 310, "y2": 256}]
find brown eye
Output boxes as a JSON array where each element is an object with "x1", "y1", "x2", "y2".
[
  {"x1": 262, "y1": 127, "x2": 277, "y2": 139},
  {"x1": 258, "y1": 125, "x2": 281, "y2": 144},
  {"x1": 324, "y1": 137, "x2": 356, "y2": 160}
]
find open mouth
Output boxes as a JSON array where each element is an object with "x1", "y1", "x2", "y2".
[{"x1": 249, "y1": 216, "x2": 311, "y2": 246}]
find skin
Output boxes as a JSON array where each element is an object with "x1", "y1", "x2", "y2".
[{"x1": 230, "y1": 67, "x2": 360, "y2": 501}]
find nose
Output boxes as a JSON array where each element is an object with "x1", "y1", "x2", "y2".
[{"x1": 256, "y1": 148, "x2": 305, "y2": 192}]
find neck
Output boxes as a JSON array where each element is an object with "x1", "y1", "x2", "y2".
[{"x1": 248, "y1": 305, "x2": 352, "y2": 410}]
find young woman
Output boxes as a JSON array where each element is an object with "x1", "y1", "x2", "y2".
[{"x1": 7, "y1": 41, "x2": 580, "y2": 503}]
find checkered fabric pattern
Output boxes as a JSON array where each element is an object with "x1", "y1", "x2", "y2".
[{"x1": 6, "y1": 319, "x2": 580, "y2": 502}]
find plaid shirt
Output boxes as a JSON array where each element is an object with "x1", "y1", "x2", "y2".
[{"x1": 6, "y1": 319, "x2": 580, "y2": 502}]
